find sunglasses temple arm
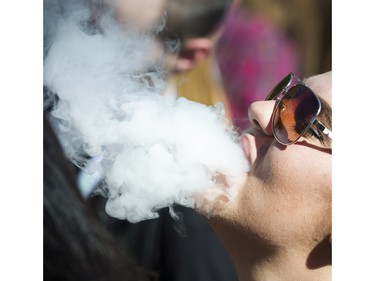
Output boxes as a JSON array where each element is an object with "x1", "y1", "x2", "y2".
[
  {"x1": 322, "y1": 127, "x2": 332, "y2": 139},
  {"x1": 313, "y1": 120, "x2": 332, "y2": 139}
]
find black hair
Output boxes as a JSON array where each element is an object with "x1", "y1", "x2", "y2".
[
  {"x1": 44, "y1": 112, "x2": 154, "y2": 281},
  {"x1": 159, "y1": 0, "x2": 232, "y2": 45}
]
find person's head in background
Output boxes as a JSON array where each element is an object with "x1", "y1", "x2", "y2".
[
  {"x1": 200, "y1": 71, "x2": 332, "y2": 281},
  {"x1": 95, "y1": 0, "x2": 234, "y2": 108},
  {"x1": 90, "y1": 0, "x2": 232, "y2": 73},
  {"x1": 158, "y1": 0, "x2": 235, "y2": 115},
  {"x1": 158, "y1": 0, "x2": 233, "y2": 74}
]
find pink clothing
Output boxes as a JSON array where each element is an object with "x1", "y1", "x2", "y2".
[{"x1": 216, "y1": 7, "x2": 300, "y2": 131}]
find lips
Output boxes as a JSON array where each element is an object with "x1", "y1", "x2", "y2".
[{"x1": 241, "y1": 134, "x2": 252, "y2": 163}]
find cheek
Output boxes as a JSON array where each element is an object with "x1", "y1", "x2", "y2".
[
  {"x1": 255, "y1": 144, "x2": 331, "y2": 196},
  {"x1": 236, "y1": 145, "x2": 332, "y2": 244}
]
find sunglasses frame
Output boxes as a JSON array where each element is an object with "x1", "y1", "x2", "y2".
[{"x1": 266, "y1": 73, "x2": 332, "y2": 145}]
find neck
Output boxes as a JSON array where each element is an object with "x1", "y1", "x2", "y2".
[
  {"x1": 209, "y1": 220, "x2": 331, "y2": 281},
  {"x1": 234, "y1": 247, "x2": 331, "y2": 281}
]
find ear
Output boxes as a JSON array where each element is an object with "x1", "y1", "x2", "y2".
[{"x1": 173, "y1": 38, "x2": 213, "y2": 72}]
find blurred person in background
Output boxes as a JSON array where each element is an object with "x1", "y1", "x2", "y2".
[{"x1": 82, "y1": 1, "x2": 240, "y2": 281}]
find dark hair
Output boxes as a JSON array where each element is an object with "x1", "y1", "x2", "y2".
[
  {"x1": 159, "y1": 0, "x2": 232, "y2": 45},
  {"x1": 44, "y1": 113, "x2": 154, "y2": 281}
]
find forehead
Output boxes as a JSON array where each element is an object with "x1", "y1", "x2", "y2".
[{"x1": 304, "y1": 71, "x2": 332, "y2": 107}]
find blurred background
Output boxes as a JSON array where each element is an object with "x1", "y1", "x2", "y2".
[
  {"x1": 241, "y1": 0, "x2": 332, "y2": 77},
  {"x1": 176, "y1": 0, "x2": 332, "y2": 130}
]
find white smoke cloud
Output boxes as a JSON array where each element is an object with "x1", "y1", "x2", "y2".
[{"x1": 44, "y1": 1, "x2": 250, "y2": 223}]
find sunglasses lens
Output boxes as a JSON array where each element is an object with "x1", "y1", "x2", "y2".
[
  {"x1": 266, "y1": 73, "x2": 293, "y2": 101},
  {"x1": 273, "y1": 85, "x2": 320, "y2": 144}
]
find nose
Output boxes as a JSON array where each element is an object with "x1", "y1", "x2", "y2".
[
  {"x1": 246, "y1": 100, "x2": 276, "y2": 137},
  {"x1": 241, "y1": 101, "x2": 277, "y2": 165}
]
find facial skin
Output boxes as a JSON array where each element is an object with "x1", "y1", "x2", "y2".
[
  {"x1": 205, "y1": 71, "x2": 332, "y2": 281},
  {"x1": 105, "y1": 0, "x2": 168, "y2": 32}
]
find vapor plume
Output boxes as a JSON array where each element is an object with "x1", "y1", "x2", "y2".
[{"x1": 44, "y1": 0, "x2": 249, "y2": 223}]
